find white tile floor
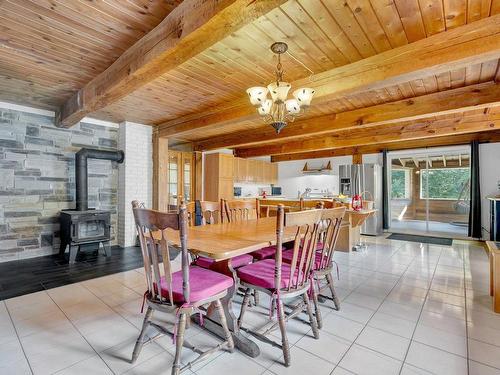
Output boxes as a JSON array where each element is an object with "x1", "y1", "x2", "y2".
[{"x1": 2, "y1": 236, "x2": 500, "y2": 374}]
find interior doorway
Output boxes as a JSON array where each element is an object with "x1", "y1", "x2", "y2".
[{"x1": 388, "y1": 146, "x2": 471, "y2": 239}]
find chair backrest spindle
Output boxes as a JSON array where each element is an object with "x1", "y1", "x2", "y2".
[{"x1": 317, "y1": 207, "x2": 346, "y2": 270}]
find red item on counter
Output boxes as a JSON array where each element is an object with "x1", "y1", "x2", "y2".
[
  {"x1": 261, "y1": 191, "x2": 267, "y2": 199},
  {"x1": 351, "y1": 194, "x2": 363, "y2": 211}
]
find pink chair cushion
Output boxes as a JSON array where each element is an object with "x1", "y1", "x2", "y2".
[
  {"x1": 194, "y1": 254, "x2": 253, "y2": 269},
  {"x1": 251, "y1": 245, "x2": 285, "y2": 260},
  {"x1": 237, "y1": 259, "x2": 299, "y2": 290},
  {"x1": 155, "y1": 266, "x2": 233, "y2": 303},
  {"x1": 282, "y1": 249, "x2": 329, "y2": 270}
]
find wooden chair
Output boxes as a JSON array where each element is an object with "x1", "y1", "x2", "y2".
[
  {"x1": 223, "y1": 198, "x2": 260, "y2": 222},
  {"x1": 131, "y1": 201, "x2": 234, "y2": 374},
  {"x1": 282, "y1": 207, "x2": 346, "y2": 328},
  {"x1": 193, "y1": 200, "x2": 253, "y2": 269},
  {"x1": 236, "y1": 206, "x2": 322, "y2": 367},
  {"x1": 200, "y1": 200, "x2": 224, "y2": 225},
  {"x1": 185, "y1": 201, "x2": 196, "y2": 226},
  {"x1": 301, "y1": 200, "x2": 334, "y2": 210},
  {"x1": 223, "y1": 199, "x2": 285, "y2": 262}
]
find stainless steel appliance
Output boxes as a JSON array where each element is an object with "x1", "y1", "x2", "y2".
[{"x1": 339, "y1": 164, "x2": 383, "y2": 236}]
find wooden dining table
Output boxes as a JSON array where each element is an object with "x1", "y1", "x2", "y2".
[{"x1": 166, "y1": 216, "x2": 297, "y2": 358}]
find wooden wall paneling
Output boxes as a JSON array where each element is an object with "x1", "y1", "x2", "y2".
[{"x1": 153, "y1": 130, "x2": 169, "y2": 211}]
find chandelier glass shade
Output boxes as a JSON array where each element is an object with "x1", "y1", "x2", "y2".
[{"x1": 246, "y1": 42, "x2": 315, "y2": 133}]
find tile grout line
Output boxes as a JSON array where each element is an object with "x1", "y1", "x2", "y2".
[
  {"x1": 461, "y1": 243, "x2": 470, "y2": 375},
  {"x1": 45, "y1": 291, "x2": 117, "y2": 375},
  {"x1": 329, "y1": 241, "x2": 414, "y2": 373},
  {"x1": 397, "y1": 244, "x2": 445, "y2": 375},
  {"x1": 3, "y1": 301, "x2": 35, "y2": 375}
]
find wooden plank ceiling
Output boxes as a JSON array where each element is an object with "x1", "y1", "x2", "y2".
[
  {"x1": 0, "y1": 0, "x2": 182, "y2": 110},
  {"x1": 1, "y1": 0, "x2": 500, "y2": 159}
]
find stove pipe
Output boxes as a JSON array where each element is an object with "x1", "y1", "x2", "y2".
[{"x1": 75, "y1": 148, "x2": 124, "y2": 211}]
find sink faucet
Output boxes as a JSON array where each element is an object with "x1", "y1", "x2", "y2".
[{"x1": 300, "y1": 188, "x2": 312, "y2": 198}]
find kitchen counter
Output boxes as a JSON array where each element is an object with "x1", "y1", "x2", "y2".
[{"x1": 336, "y1": 209, "x2": 377, "y2": 252}]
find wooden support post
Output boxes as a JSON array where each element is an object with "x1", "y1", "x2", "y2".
[
  {"x1": 153, "y1": 129, "x2": 169, "y2": 211},
  {"x1": 353, "y1": 154, "x2": 362, "y2": 164},
  {"x1": 194, "y1": 151, "x2": 203, "y2": 201}
]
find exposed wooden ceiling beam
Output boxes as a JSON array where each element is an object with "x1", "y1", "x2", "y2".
[
  {"x1": 194, "y1": 81, "x2": 500, "y2": 150},
  {"x1": 56, "y1": 0, "x2": 286, "y2": 127},
  {"x1": 158, "y1": 14, "x2": 500, "y2": 138},
  {"x1": 270, "y1": 131, "x2": 500, "y2": 162},
  {"x1": 236, "y1": 111, "x2": 500, "y2": 157}
]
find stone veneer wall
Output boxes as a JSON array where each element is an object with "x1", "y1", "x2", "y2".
[{"x1": 0, "y1": 108, "x2": 119, "y2": 262}]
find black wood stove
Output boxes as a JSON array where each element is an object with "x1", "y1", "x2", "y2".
[{"x1": 59, "y1": 148, "x2": 124, "y2": 264}]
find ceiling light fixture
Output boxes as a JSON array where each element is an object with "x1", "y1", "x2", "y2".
[{"x1": 246, "y1": 42, "x2": 315, "y2": 134}]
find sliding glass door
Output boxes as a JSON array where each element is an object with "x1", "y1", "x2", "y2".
[{"x1": 388, "y1": 146, "x2": 470, "y2": 238}]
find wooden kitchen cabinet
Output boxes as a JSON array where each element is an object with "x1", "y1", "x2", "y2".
[
  {"x1": 232, "y1": 156, "x2": 278, "y2": 184},
  {"x1": 233, "y1": 157, "x2": 248, "y2": 182},
  {"x1": 204, "y1": 153, "x2": 234, "y2": 201}
]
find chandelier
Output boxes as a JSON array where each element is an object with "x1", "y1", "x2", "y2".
[{"x1": 246, "y1": 42, "x2": 315, "y2": 134}]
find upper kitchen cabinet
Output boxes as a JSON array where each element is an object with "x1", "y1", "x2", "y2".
[{"x1": 233, "y1": 157, "x2": 278, "y2": 184}]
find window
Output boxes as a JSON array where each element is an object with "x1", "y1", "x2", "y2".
[
  {"x1": 420, "y1": 167, "x2": 470, "y2": 200},
  {"x1": 391, "y1": 169, "x2": 410, "y2": 199}
]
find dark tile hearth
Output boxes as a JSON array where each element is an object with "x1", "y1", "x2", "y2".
[{"x1": 0, "y1": 246, "x2": 145, "y2": 301}]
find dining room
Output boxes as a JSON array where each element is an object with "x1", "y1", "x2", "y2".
[{"x1": 1, "y1": 1, "x2": 500, "y2": 374}]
